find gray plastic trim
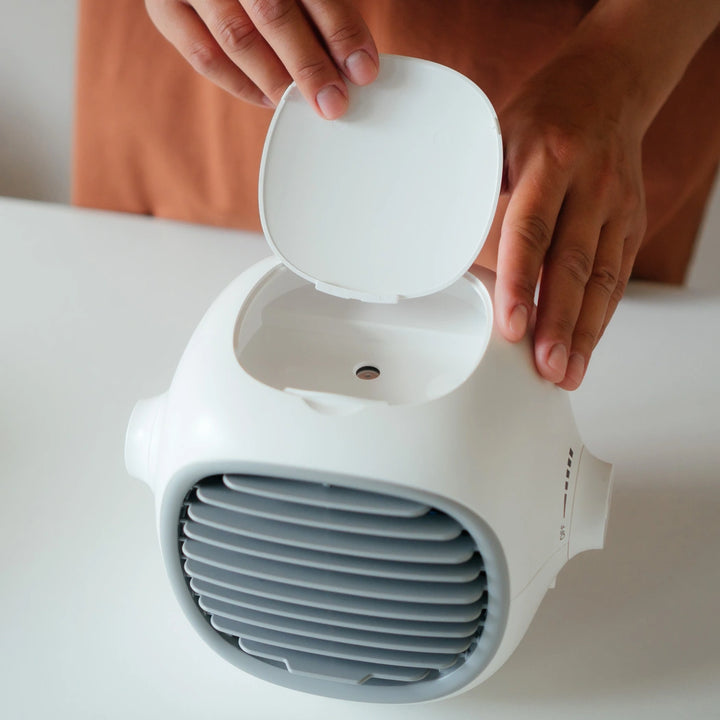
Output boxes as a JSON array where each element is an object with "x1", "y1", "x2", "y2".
[
  {"x1": 183, "y1": 555, "x2": 486, "y2": 604},
  {"x1": 224, "y1": 475, "x2": 429, "y2": 516},
  {"x1": 196, "y1": 484, "x2": 462, "y2": 540},
  {"x1": 186, "y1": 503, "x2": 476, "y2": 563},
  {"x1": 189, "y1": 576, "x2": 486, "y2": 623},
  {"x1": 197, "y1": 594, "x2": 483, "y2": 637},
  {"x1": 211, "y1": 616, "x2": 469, "y2": 662},
  {"x1": 182, "y1": 531, "x2": 483, "y2": 582},
  {"x1": 239, "y1": 641, "x2": 431, "y2": 684},
  {"x1": 173, "y1": 467, "x2": 509, "y2": 703}
]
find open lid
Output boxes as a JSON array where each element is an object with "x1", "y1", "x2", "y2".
[{"x1": 259, "y1": 54, "x2": 502, "y2": 303}]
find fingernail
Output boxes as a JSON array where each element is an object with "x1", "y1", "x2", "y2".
[
  {"x1": 316, "y1": 85, "x2": 348, "y2": 120},
  {"x1": 547, "y1": 343, "x2": 568, "y2": 377},
  {"x1": 344, "y1": 49, "x2": 377, "y2": 85},
  {"x1": 261, "y1": 95, "x2": 275, "y2": 108},
  {"x1": 508, "y1": 304, "x2": 528, "y2": 339},
  {"x1": 566, "y1": 352, "x2": 586, "y2": 387}
]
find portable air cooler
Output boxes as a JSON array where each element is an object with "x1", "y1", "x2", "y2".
[{"x1": 125, "y1": 55, "x2": 612, "y2": 704}]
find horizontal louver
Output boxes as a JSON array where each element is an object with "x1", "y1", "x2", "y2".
[{"x1": 180, "y1": 475, "x2": 489, "y2": 688}]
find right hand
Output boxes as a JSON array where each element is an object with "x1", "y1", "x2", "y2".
[
  {"x1": 145, "y1": 0, "x2": 379, "y2": 119},
  {"x1": 494, "y1": 50, "x2": 647, "y2": 391}
]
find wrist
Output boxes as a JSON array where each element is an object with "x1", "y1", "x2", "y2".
[{"x1": 560, "y1": 0, "x2": 720, "y2": 133}]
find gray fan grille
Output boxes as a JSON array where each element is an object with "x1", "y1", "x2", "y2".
[{"x1": 179, "y1": 474, "x2": 489, "y2": 688}]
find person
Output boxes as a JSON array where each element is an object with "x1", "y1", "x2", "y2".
[{"x1": 73, "y1": 0, "x2": 720, "y2": 390}]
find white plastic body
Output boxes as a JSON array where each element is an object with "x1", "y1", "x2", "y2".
[{"x1": 126, "y1": 257, "x2": 612, "y2": 701}]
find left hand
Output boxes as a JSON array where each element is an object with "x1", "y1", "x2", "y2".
[{"x1": 494, "y1": 50, "x2": 648, "y2": 390}]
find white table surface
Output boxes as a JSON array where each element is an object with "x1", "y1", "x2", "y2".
[{"x1": 1, "y1": 197, "x2": 719, "y2": 719}]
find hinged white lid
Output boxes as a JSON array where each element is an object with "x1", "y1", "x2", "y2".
[{"x1": 259, "y1": 54, "x2": 502, "y2": 303}]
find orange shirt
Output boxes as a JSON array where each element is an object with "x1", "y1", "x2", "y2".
[{"x1": 73, "y1": 0, "x2": 720, "y2": 283}]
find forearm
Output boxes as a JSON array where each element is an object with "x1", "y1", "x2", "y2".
[
  {"x1": 494, "y1": 0, "x2": 720, "y2": 390},
  {"x1": 558, "y1": 0, "x2": 720, "y2": 131}
]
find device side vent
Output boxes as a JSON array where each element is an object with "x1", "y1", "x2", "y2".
[{"x1": 180, "y1": 474, "x2": 489, "y2": 688}]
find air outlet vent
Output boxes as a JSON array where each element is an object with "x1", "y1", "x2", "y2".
[{"x1": 179, "y1": 474, "x2": 499, "y2": 698}]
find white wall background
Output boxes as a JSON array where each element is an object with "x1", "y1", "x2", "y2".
[
  {"x1": 0, "y1": 0, "x2": 718, "y2": 288},
  {"x1": 0, "y1": 0, "x2": 77, "y2": 203}
]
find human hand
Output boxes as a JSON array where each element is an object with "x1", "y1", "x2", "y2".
[
  {"x1": 145, "y1": 0, "x2": 379, "y2": 118},
  {"x1": 494, "y1": 51, "x2": 648, "y2": 390}
]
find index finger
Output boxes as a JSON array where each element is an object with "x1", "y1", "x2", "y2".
[
  {"x1": 242, "y1": 0, "x2": 373, "y2": 119},
  {"x1": 495, "y1": 155, "x2": 568, "y2": 342},
  {"x1": 301, "y1": 0, "x2": 379, "y2": 86}
]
